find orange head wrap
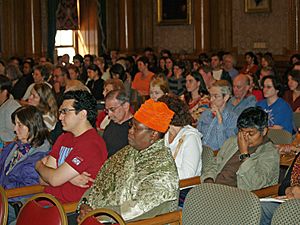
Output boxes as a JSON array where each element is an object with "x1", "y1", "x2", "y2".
[{"x1": 134, "y1": 99, "x2": 174, "y2": 133}]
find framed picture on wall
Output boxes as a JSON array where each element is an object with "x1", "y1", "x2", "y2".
[
  {"x1": 245, "y1": 0, "x2": 271, "y2": 13},
  {"x1": 157, "y1": 0, "x2": 192, "y2": 25}
]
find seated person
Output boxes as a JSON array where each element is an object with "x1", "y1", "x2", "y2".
[
  {"x1": 103, "y1": 90, "x2": 133, "y2": 157},
  {"x1": 197, "y1": 80, "x2": 238, "y2": 151},
  {"x1": 0, "y1": 75, "x2": 21, "y2": 143},
  {"x1": 74, "y1": 99, "x2": 179, "y2": 224},
  {"x1": 257, "y1": 75, "x2": 294, "y2": 134},
  {"x1": 228, "y1": 74, "x2": 256, "y2": 116},
  {"x1": 35, "y1": 90, "x2": 107, "y2": 204},
  {"x1": 202, "y1": 107, "x2": 280, "y2": 191},
  {"x1": 159, "y1": 95, "x2": 203, "y2": 207},
  {"x1": 28, "y1": 83, "x2": 58, "y2": 131},
  {"x1": 260, "y1": 151, "x2": 300, "y2": 225},
  {"x1": 0, "y1": 106, "x2": 51, "y2": 224}
]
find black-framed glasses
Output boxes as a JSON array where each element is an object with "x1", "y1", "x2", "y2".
[{"x1": 59, "y1": 108, "x2": 76, "y2": 115}]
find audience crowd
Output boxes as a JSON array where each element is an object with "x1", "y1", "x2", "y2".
[{"x1": 1, "y1": 49, "x2": 300, "y2": 224}]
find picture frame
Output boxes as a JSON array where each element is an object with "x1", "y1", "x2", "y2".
[
  {"x1": 245, "y1": 0, "x2": 271, "y2": 13},
  {"x1": 157, "y1": 0, "x2": 192, "y2": 25}
]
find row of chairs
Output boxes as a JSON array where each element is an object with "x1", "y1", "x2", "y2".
[{"x1": 2, "y1": 183, "x2": 300, "y2": 225}]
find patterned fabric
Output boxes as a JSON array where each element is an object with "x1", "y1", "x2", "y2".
[
  {"x1": 182, "y1": 183, "x2": 261, "y2": 224},
  {"x1": 56, "y1": 0, "x2": 79, "y2": 30},
  {"x1": 188, "y1": 95, "x2": 210, "y2": 123},
  {"x1": 80, "y1": 139, "x2": 179, "y2": 221},
  {"x1": 5, "y1": 141, "x2": 31, "y2": 174},
  {"x1": 291, "y1": 155, "x2": 300, "y2": 186},
  {"x1": 271, "y1": 199, "x2": 300, "y2": 224}
]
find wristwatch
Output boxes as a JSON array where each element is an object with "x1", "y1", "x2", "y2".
[{"x1": 239, "y1": 153, "x2": 250, "y2": 162}]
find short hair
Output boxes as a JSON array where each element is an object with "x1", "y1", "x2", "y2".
[
  {"x1": 11, "y1": 105, "x2": 50, "y2": 147},
  {"x1": 245, "y1": 51, "x2": 258, "y2": 65},
  {"x1": 67, "y1": 64, "x2": 80, "y2": 79},
  {"x1": 105, "y1": 89, "x2": 129, "y2": 104},
  {"x1": 261, "y1": 75, "x2": 283, "y2": 97},
  {"x1": 110, "y1": 63, "x2": 126, "y2": 82},
  {"x1": 211, "y1": 80, "x2": 232, "y2": 96},
  {"x1": 137, "y1": 56, "x2": 149, "y2": 66},
  {"x1": 32, "y1": 83, "x2": 58, "y2": 117},
  {"x1": 288, "y1": 70, "x2": 300, "y2": 86},
  {"x1": 55, "y1": 65, "x2": 69, "y2": 77},
  {"x1": 150, "y1": 74, "x2": 170, "y2": 94},
  {"x1": 158, "y1": 95, "x2": 192, "y2": 126},
  {"x1": 237, "y1": 107, "x2": 268, "y2": 133},
  {"x1": 223, "y1": 53, "x2": 237, "y2": 66},
  {"x1": 0, "y1": 74, "x2": 12, "y2": 94},
  {"x1": 73, "y1": 54, "x2": 83, "y2": 63},
  {"x1": 87, "y1": 64, "x2": 102, "y2": 76},
  {"x1": 104, "y1": 78, "x2": 125, "y2": 91},
  {"x1": 34, "y1": 65, "x2": 50, "y2": 81},
  {"x1": 84, "y1": 54, "x2": 94, "y2": 63},
  {"x1": 6, "y1": 64, "x2": 22, "y2": 81},
  {"x1": 63, "y1": 90, "x2": 97, "y2": 127}
]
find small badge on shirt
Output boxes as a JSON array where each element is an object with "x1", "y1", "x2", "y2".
[{"x1": 72, "y1": 157, "x2": 83, "y2": 166}]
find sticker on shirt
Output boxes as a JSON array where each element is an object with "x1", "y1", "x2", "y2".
[
  {"x1": 58, "y1": 146, "x2": 73, "y2": 166},
  {"x1": 71, "y1": 156, "x2": 83, "y2": 166}
]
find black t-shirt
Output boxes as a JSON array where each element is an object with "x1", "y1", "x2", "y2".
[{"x1": 103, "y1": 118, "x2": 132, "y2": 158}]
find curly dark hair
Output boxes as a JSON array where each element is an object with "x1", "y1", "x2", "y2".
[
  {"x1": 63, "y1": 90, "x2": 97, "y2": 127},
  {"x1": 237, "y1": 107, "x2": 268, "y2": 133},
  {"x1": 158, "y1": 95, "x2": 192, "y2": 126}
]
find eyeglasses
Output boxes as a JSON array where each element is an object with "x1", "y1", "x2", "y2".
[
  {"x1": 104, "y1": 103, "x2": 124, "y2": 114},
  {"x1": 59, "y1": 108, "x2": 76, "y2": 115}
]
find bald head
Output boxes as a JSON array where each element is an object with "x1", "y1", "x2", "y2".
[{"x1": 233, "y1": 74, "x2": 250, "y2": 99}]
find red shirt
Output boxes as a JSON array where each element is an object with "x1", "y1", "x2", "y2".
[{"x1": 44, "y1": 129, "x2": 107, "y2": 203}]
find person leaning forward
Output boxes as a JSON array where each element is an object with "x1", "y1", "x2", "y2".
[{"x1": 72, "y1": 99, "x2": 179, "y2": 224}]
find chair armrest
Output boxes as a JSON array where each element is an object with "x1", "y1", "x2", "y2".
[
  {"x1": 252, "y1": 184, "x2": 280, "y2": 198},
  {"x1": 63, "y1": 201, "x2": 78, "y2": 214},
  {"x1": 126, "y1": 210, "x2": 182, "y2": 225},
  {"x1": 179, "y1": 176, "x2": 201, "y2": 189},
  {"x1": 5, "y1": 185, "x2": 45, "y2": 198}
]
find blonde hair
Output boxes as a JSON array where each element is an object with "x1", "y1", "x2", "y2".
[{"x1": 150, "y1": 74, "x2": 170, "y2": 94}]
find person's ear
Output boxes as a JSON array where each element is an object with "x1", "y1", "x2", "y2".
[
  {"x1": 150, "y1": 130, "x2": 160, "y2": 143},
  {"x1": 79, "y1": 109, "x2": 87, "y2": 120},
  {"x1": 224, "y1": 94, "x2": 230, "y2": 102},
  {"x1": 262, "y1": 127, "x2": 268, "y2": 136}
]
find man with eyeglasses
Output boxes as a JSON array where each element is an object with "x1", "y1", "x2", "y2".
[
  {"x1": 35, "y1": 90, "x2": 107, "y2": 204},
  {"x1": 53, "y1": 65, "x2": 68, "y2": 106},
  {"x1": 102, "y1": 89, "x2": 133, "y2": 157},
  {"x1": 202, "y1": 107, "x2": 279, "y2": 191},
  {"x1": 71, "y1": 99, "x2": 179, "y2": 224}
]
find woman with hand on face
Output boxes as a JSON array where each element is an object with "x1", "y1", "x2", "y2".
[
  {"x1": 257, "y1": 75, "x2": 293, "y2": 134},
  {"x1": 0, "y1": 105, "x2": 51, "y2": 224},
  {"x1": 28, "y1": 83, "x2": 58, "y2": 131},
  {"x1": 197, "y1": 80, "x2": 238, "y2": 151}
]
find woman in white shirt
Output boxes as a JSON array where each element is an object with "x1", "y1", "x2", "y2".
[{"x1": 159, "y1": 95, "x2": 203, "y2": 207}]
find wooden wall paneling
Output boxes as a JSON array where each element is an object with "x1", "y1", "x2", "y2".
[
  {"x1": 106, "y1": 0, "x2": 119, "y2": 52},
  {"x1": 32, "y1": 0, "x2": 42, "y2": 57},
  {"x1": 209, "y1": 0, "x2": 219, "y2": 52},
  {"x1": 79, "y1": 0, "x2": 99, "y2": 55},
  {"x1": 194, "y1": 0, "x2": 211, "y2": 53},
  {"x1": 287, "y1": 0, "x2": 300, "y2": 53}
]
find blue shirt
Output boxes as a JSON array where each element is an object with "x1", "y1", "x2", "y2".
[
  {"x1": 197, "y1": 106, "x2": 238, "y2": 150},
  {"x1": 256, "y1": 98, "x2": 294, "y2": 133},
  {"x1": 228, "y1": 95, "x2": 256, "y2": 116}
]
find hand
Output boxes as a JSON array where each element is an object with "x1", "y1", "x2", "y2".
[
  {"x1": 286, "y1": 186, "x2": 300, "y2": 199},
  {"x1": 211, "y1": 104, "x2": 222, "y2": 124},
  {"x1": 70, "y1": 172, "x2": 95, "y2": 188},
  {"x1": 295, "y1": 107, "x2": 300, "y2": 112},
  {"x1": 53, "y1": 82, "x2": 61, "y2": 93},
  {"x1": 77, "y1": 203, "x2": 93, "y2": 223},
  {"x1": 41, "y1": 155, "x2": 49, "y2": 164},
  {"x1": 238, "y1": 131, "x2": 249, "y2": 154},
  {"x1": 204, "y1": 178, "x2": 214, "y2": 183}
]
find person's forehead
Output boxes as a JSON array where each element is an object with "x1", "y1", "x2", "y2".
[
  {"x1": 105, "y1": 97, "x2": 121, "y2": 106},
  {"x1": 240, "y1": 127, "x2": 259, "y2": 132},
  {"x1": 61, "y1": 99, "x2": 75, "y2": 108},
  {"x1": 132, "y1": 118, "x2": 147, "y2": 128}
]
